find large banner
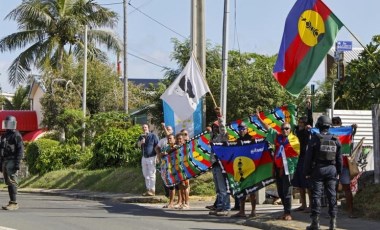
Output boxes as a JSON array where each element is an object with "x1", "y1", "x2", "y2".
[
  {"x1": 212, "y1": 140, "x2": 275, "y2": 198},
  {"x1": 160, "y1": 104, "x2": 297, "y2": 187},
  {"x1": 160, "y1": 132, "x2": 212, "y2": 186}
]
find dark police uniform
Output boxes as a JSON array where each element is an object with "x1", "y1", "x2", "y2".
[
  {"x1": 304, "y1": 130, "x2": 342, "y2": 230},
  {"x1": 1, "y1": 129, "x2": 24, "y2": 210}
]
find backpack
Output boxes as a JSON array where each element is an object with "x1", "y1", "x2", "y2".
[{"x1": 316, "y1": 133, "x2": 337, "y2": 163}]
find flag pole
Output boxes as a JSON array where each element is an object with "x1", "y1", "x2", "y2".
[
  {"x1": 191, "y1": 52, "x2": 218, "y2": 108},
  {"x1": 344, "y1": 25, "x2": 380, "y2": 68}
]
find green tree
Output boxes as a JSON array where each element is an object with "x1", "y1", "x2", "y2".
[
  {"x1": 1, "y1": 85, "x2": 30, "y2": 110},
  {"x1": 149, "y1": 38, "x2": 298, "y2": 127},
  {"x1": 334, "y1": 38, "x2": 380, "y2": 110},
  {"x1": 0, "y1": 0, "x2": 121, "y2": 87}
]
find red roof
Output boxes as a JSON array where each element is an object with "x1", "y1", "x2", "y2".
[
  {"x1": 0, "y1": 110, "x2": 38, "y2": 132},
  {"x1": 23, "y1": 129, "x2": 46, "y2": 142}
]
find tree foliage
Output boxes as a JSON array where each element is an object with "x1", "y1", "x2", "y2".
[
  {"x1": 149, "y1": 38, "x2": 299, "y2": 127},
  {"x1": 334, "y1": 38, "x2": 380, "y2": 110},
  {"x1": 1, "y1": 85, "x2": 30, "y2": 110},
  {"x1": 0, "y1": 0, "x2": 121, "y2": 86}
]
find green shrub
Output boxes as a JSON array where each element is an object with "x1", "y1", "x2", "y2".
[
  {"x1": 90, "y1": 125, "x2": 141, "y2": 169},
  {"x1": 25, "y1": 139, "x2": 60, "y2": 175},
  {"x1": 25, "y1": 139, "x2": 84, "y2": 175}
]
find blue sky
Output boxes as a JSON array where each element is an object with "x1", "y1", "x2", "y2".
[{"x1": 0, "y1": 0, "x2": 379, "y2": 93}]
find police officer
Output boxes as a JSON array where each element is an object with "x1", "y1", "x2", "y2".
[
  {"x1": 0, "y1": 115, "x2": 24, "y2": 210},
  {"x1": 304, "y1": 115, "x2": 342, "y2": 230}
]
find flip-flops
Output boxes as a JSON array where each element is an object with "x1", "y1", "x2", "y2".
[
  {"x1": 277, "y1": 214, "x2": 292, "y2": 221},
  {"x1": 231, "y1": 213, "x2": 246, "y2": 218}
]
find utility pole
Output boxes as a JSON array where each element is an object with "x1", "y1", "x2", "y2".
[
  {"x1": 191, "y1": 0, "x2": 206, "y2": 129},
  {"x1": 82, "y1": 25, "x2": 88, "y2": 150},
  {"x1": 220, "y1": 0, "x2": 230, "y2": 124},
  {"x1": 123, "y1": 0, "x2": 128, "y2": 113}
]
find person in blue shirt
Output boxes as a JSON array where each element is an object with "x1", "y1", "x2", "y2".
[{"x1": 137, "y1": 123, "x2": 159, "y2": 196}]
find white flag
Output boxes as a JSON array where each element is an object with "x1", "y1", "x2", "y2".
[{"x1": 160, "y1": 55, "x2": 210, "y2": 120}]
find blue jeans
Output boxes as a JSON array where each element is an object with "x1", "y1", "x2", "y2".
[{"x1": 212, "y1": 163, "x2": 230, "y2": 211}]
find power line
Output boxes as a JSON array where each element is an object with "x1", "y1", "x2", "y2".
[
  {"x1": 128, "y1": 52, "x2": 170, "y2": 70},
  {"x1": 99, "y1": 2, "x2": 123, "y2": 6},
  {"x1": 128, "y1": 2, "x2": 187, "y2": 39}
]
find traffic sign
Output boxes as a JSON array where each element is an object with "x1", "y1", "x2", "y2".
[{"x1": 336, "y1": 41, "x2": 352, "y2": 51}]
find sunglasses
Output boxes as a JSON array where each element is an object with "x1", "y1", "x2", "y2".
[
  {"x1": 238, "y1": 127, "x2": 247, "y2": 131},
  {"x1": 281, "y1": 127, "x2": 290, "y2": 131}
]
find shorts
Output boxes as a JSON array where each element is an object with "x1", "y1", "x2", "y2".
[
  {"x1": 339, "y1": 166, "x2": 350, "y2": 185},
  {"x1": 179, "y1": 179, "x2": 189, "y2": 189}
]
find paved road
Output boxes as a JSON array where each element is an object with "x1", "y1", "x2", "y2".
[{"x1": 0, "y1": 193, "x2": 262, "y2": 230}]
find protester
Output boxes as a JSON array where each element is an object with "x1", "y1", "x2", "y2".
[
  {"x1": 257, "y1": 111, "x2": 300, "y2": 221},
  {"x1": 160, "y1": 133, "x2": 177, "y2": 208},
  {"x1": 292, "y1": 99, "x2": 313, "y2": 213},
  {"x1": 332, "y1": 116, "x2": 358, "y2": 218},
  {"x1": 208, "y1": 107, "x2": 230, "y2": 216},
  {"x1": 231, "y1": 122, "x2": 257, "y2": 218},
  {"x1": 137, "y1": 124, "x2": 159, "y2": 196},
  {"x1": 172, "y1": 132, "x2": 190, "y2": 209},
  {"x1": 304, "y1": 115, "x2": 342, "y2": 230},
  {"x1": 155, "y1": 123, "x2": 174, "y2": 197},
  {"x1": 0, "y1": 115, "x2": 24, "y2": 210}
]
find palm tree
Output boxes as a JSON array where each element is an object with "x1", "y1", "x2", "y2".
[
  {"x1": 2, "y1": 85, "x2": 30, "y2": 110},
  {"x1": 0, "y1": 0, "x2": 122, "y2": 87}
]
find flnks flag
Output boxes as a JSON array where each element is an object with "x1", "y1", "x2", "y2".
[
  {"x1": 273, "y1": 0, "x2": 343, "y2": 96},
  {"x1": 161, "y1": 55, "x2": 210, "y2": 120},
  {"x1": 212, "y1": 141, "x2": 275, "y2": 199}
]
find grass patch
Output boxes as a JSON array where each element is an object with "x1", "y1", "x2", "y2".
[
  {"x1": 19, "y1": 167, "x2": 215, "y2": 196},
  {"x1": 354, "y1": 183, "x2": 380, "y2": 220}
]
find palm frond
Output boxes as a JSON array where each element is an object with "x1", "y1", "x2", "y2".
[{"x1": 0, "y1": 30, "x2": 42, "y2": 52}]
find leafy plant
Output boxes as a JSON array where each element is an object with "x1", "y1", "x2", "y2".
[{"x1": 89, "y1": 125, "x2": 141, "y2": 169}]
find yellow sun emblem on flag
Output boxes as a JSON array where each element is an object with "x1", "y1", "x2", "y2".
[
  {"x1": 298, "y1": 10, "x2": 325, "y2": 47},
  {"x1": 192, "y1": 151, "x2": 203, "y2": 161},
  {"x1": 233, "y1": 156, "x2": 256, "y2": 182}
]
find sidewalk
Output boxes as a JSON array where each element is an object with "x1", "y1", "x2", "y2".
[{"x1": 19, "y1": 188, "x2": 380, "y2": 230}]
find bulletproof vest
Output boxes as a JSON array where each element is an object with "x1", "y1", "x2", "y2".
[
  {"x1": 2, "y1": 131, "x2": 20, "y2": 158},
  {"x1": 316, "y1": 133, "x2": 337, "y2": 163}
]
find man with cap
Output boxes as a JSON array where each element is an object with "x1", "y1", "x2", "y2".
[
  {"x1": 0, "y1": 115, "x2": 24, "y2": 210},
  {"x1": 231, "y1": 121, "x2": 257, "y2": 218},
  {"x1": 208, "y1": 107, "x2": 230, "y2": 216}
]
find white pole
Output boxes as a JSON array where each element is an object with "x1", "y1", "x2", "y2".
[
  {"x1": 220, "y1": 0, "x2": 229, "y2": 124},
  {"x1": 82, "y1": 25, "x2": 88, "y2": 150},
  {"x1": 123, "y1": 0, "x2": 128, "y2": 113}
]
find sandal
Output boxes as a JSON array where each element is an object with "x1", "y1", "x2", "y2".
[
  {"x1": 283, "y1": 214, "x2": 292, "y2": 221},
  {"x1": 231, "y1": 213, "x2": 246, "y2": 218},
  {"x1": 248, "y1": 212, "x2": 257, "y2": 218}
]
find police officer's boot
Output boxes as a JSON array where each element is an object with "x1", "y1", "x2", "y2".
[
  {"x1": 2, "y1": 185, "x2": 18, "y2": 210},
  {"x1": 329, "y1": 217, "x2": 337, "y2": 230},
  {"x1": 306, "y1": 216, "x2": 320, "y2": 230}
]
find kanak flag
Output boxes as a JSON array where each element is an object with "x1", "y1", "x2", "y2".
[{"x1": 273, "y1": 0, "x2": 343, "y2": 96}]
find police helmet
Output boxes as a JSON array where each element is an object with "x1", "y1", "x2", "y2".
[
  {"x1": 2, "y1": 115, "x2": 17, "y2": 130},
  {"x1": 315, "y1": 115, "x2": 331, "y2": 129}
]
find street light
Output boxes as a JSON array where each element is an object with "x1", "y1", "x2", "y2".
[{"x1": 51, "y1": 79, "x2": 82, "y2": 98}]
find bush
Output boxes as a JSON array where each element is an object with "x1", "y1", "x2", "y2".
[
  {"x1": 25, "y1": 139, "x2": 84, "y2": 175},
  {"x1": 89, "y1": 125, "x2": 141, "y2": 169}
]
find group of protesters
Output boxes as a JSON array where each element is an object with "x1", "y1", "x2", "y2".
[
  {"x1": 137, "y1": 122, "x2": 191, "y2": 210},
  {"x1": 137, "y1": 98, "x2": 357, "y2": 230}
]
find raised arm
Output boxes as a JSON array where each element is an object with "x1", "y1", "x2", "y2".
[{"x1": 256, "y1": 108, "x2": 270, "y2": 130}]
